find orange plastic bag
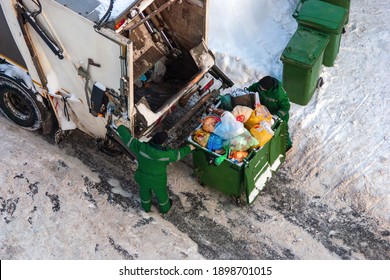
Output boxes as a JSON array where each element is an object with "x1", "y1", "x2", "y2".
[
  {"x1": 228, "y1": 151, "x2": 249, "y2": 163},
  {"x1": 201, "y1": 116, "x2": 220, "y2": 133},
  {"x1": 250, "y1": 121, "x2": 274, "y2": 148}
]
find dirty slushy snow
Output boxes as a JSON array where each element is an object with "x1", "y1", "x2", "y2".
[{"x1": 1, "y1": 0, "x2": 390, "y2": 260}]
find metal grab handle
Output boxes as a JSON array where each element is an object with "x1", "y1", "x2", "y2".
[{"x1": 292, "y1": 0, "x2": 305, "y2": 18}]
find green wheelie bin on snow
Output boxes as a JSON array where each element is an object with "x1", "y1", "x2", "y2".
[
  {"x1": 319, "y1": 0, "x2": 351, "y2": 23},
  {"x1": 280, "y1": 26, "x2": 329, "y2": 106},
  {"x1": 188, "y1": 119, "x2": 287, "y2": 204},
  {"x1": 293, "y1": 0, "x2": 348, "y2": 67}
]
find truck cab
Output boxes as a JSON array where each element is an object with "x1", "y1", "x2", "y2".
[{"x1": 0, "y1": 0, "x2": 232, "y2": 150}]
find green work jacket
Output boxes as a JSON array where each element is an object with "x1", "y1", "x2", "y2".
[
  {"x1": 247, "y1": 80, "x2": 290, "y2": 122},
  {"x1": 116, "y1": 125, "x2": 192, "y2": 187}
]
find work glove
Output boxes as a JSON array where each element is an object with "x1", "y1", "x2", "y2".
[
  {"x1": 114, "y1": 118, "x2": 124, "y2": 128},
  {"x1": 111, "y1": 112, "x2": 130, "y2": 129},
  {"x1": 110, "y1": 114, "x2": 124, "y2": 129}
]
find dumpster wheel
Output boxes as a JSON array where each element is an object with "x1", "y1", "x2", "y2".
[
  {"x1": 197, "y1": 179, "x2": 205, "y2": 187},
  {"x1": 230, "y1": 194, "x2": 243, "y2": 207},
  {"x1": 316, "y1": 77, "x2": 324, "y2": 88}
]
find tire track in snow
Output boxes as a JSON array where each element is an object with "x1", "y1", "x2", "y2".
[
  {"x1": 319, "y1": 136, "x2": 389, "y2": 204},
  {"x1": 266, "y1": 178, "x2": 390, "y2": 259},
  {"x1": 291, "y1": 75, "x2": 373, "y2": 182},
  {"x1": 292, "y1": 41, "x2": 380, "y2": 182}
]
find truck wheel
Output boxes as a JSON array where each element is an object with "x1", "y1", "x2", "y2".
[{"x1": 0, "y1": 75, "x2": 43, "y2": 130}]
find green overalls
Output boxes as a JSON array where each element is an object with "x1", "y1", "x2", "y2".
[
  {"x1": 116, "y1": 125, "x2": 192, "y2": 213},
  {"x1": 247, "y1": 79, "x2": 292, "y2": 149}
]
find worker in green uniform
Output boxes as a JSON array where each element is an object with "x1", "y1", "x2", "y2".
[
  {"x1": 115, "y1": 124, "x2": 195, "y2": 213},
  {"x1": 247, "y1": 75, "x2": 292, "y2": 150}
]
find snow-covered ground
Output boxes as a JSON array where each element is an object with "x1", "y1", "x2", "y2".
[
  {"x1": 209, "y1": 0, "x2": 390, "y2": 224},
  {"x1": 1, "y1": 0, "x2": 390, "y2": 261}
]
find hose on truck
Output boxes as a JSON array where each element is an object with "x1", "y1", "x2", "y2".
[{"x1": 94, "y1": 0, "x2": 115, "y2": 30}]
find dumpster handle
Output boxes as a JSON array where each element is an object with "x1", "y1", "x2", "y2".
[
  {"x1": 205, "y1": 153, "x2": 217, "y2": 166},
  {"x1": 292, "y1": 0, "x2": 305, "y2": 18},
  {"x1": 214, "y1": 146, "x2": 230, "y2": 166},
  {"x1": 272, "y1": 119, "x2": 281, "y2": 130}
]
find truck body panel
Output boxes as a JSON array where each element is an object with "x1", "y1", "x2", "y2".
[
  {"x1": 0, "y1": 8, "x2": 26, "y2": 68},
  {"x1": 1, "y1": 0, "x2": 224, "y2": 142}
]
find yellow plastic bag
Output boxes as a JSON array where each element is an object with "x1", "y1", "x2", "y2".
[
  {"x1": 250, "y1": 121, "x2": 274, "y2": 148},
  {"x1": 244, "y1": 105, "x2": 272, "y2": 130},
  {"x1": 193, "y1": 128, "x2": 210, "y2": 147}
]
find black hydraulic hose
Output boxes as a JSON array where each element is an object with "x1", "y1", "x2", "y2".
[
  {"x1": 22, "y1": 11, "x2": 64, "y2": 59},
  {"x1": 17, "y1": 0, "x2": 42, "y2": 15},
  {"x1": 94, "y1": 0, "x2": 115, "y2": 30},
  {"x1": 30, "y1": 0, "x2": 42, "y2": 18},
  {"x1": 16, "y1": 1, "x2": 64, "y2": 59}
]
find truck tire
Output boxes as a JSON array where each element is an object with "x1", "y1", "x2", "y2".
[{"x1": 0, "y1": 74, "x2": 44, "y2": 131}]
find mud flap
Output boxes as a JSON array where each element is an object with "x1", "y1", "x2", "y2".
[{"x1": 40, "y1": 102, "x2": 57, "y2": 135}]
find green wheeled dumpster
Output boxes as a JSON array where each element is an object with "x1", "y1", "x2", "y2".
[
  {"x1": 293, "y1": 0, "x2": 348, "y2": 67},
  {"x1": 280, "y1": 26, "x2": 329, "y2": 106},
  {"x1": 189, "y1": 119, "x2": 286, "y2": 204}
]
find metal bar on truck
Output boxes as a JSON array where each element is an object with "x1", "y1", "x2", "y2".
[{"x1": 124, "y1": 0, "x2": 179, "y2": 33}]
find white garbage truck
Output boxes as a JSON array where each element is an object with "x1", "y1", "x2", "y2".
[
  {"x1": 0, "y1": 0, "x2": 232, "y2": 155},
  {"x1": 1, "y1": 0, "x2": 287, "y2": 204}
]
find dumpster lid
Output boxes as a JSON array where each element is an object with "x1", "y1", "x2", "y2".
[
  {"x1": 294, "y1": 0, "x2": 348, "y2": 34},
  {"x1": 280, "y1": 27, "x2": 329, "y2": 68}
]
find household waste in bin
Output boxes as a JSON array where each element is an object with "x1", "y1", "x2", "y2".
[
  {"x1": 188, "y1": 88, "x2": 287, "y2": 204},
  {"x1": 280, "y1": 26, "x2": 329, "y2": 105},
  {"x1": 293, "y1": 0, "x2": 348, "y2": 67}
]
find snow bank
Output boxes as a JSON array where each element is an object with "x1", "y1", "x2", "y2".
[
  {"x1": 96, "y1": 0, "x2": 137, "y2": 20},
  {"x1": 208, "y1": 0, "x2": 298, "y2": 86},
  {"x1": 209, "y1": 0, "x2": 390, "y2": 223}
]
